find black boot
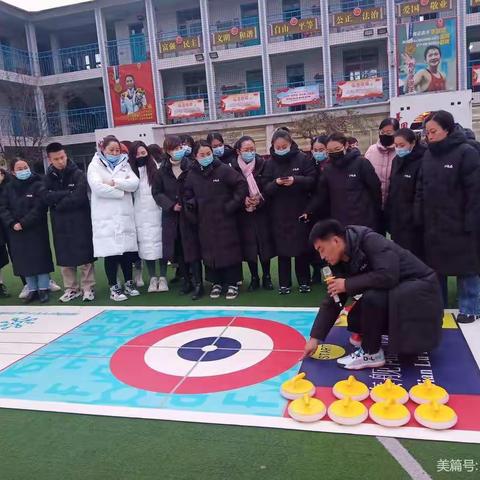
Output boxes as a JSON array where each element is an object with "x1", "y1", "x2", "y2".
[
  {"x1": 248, "y1": 276, "x2": 260, "y2": 291},
  {"x1": 38, "y1": 290, "x2": 50, "y2": 303},
  {"x1": 192, "y1": 283, "x2": 204, "y2": 300},
  {"x1": 262, "y1": 275, "x2": 274, "y2": 290},
  {"x1": 180, "y1": 278, "x2": 193, "y2": 295},
  {"x1": 24, "y1": 290, "x2": 38, "y2": 304}
]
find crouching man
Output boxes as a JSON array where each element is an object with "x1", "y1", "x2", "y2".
[{"x1": 304, "y1": 219, "x2": 443, "y2": 370}]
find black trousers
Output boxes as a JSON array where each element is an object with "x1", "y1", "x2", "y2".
[
  {"x1": 278, "y1": 254, "x2": 310, "y2": 288},
  {"x1": 347, "y1": 289, "x2": 389, "y2": 354},
  {"x1": 247, "y1": 259, "x2": 271, "y2": 279},
  {"x1": 104, "y1": 252, "x2": 137, "y2": 286},
  {"x1": 208, "y1": 264, "x2": 242, "y2": 287}
]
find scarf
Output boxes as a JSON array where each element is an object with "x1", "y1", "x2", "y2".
[{"x1": 238, "y1": 155, "x2": 262, "y2": 199}]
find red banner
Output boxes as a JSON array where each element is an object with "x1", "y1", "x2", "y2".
[
  {"x1": 336, "y1": 78, "x2": 384, "y2": 101},
  {"x1": 220, "y1": 92, "x2": 261, "y2": 113},
  {"x1": 167, "y1": 99, "x2": 205, "y2": 119},
  {"x1": 473, "y1": 65, "x2": 480, "y2": 87},
  {"x1": 108, "y1": 62, "x2": 157, "y2": 127}
]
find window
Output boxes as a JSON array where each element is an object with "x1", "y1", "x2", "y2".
[
  {"x1": 177, "y1": 9, "x2": 202, "y2": 37},
  {"x1": 343, "y1": 48, "x2": 379, "y2": 80},
  {"x1": 286, "y1": 63, "x2": 305, "y2": 111},
  {"x1": 183, "y1": 71, "x2": 207, "y2": 99}
]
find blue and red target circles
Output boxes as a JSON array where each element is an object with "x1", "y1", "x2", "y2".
[{"x1": 110, "y1": 317, "x2": 305, "y2": 394}]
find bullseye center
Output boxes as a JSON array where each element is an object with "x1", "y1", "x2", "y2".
[{"x1": 201, "y1": 345, "x2": 218, "y2": 353}]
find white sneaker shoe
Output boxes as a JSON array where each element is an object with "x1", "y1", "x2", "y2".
[
  {"x1": 82, "y1": 290, "x2": 95, "y2": 302},
  {"x1": 157, "y1": 277, "x2": 169, "y2": 292},
  {"x1": 134, "y1": 267, "x2": 144, "y2": 288},
  {"x1": 49, "y1": 279, "x2": 62, "y2": 292},
  {"x1": 18, "y1": 284, "x2": 29, "y2": 299},
  {"x1": 148, "y1": 277, "x2": 158, "y2": 293},
  {"x1": 124, "y1": 280, "x2": 140, "y2": 296},
  {"x1": 110, "y1": 284, "x2": 128, "y2": 302},
  {"x1": 59, "y1": 289, "x2": 82, "y2": 303},
  {"x1": 338, "y1": 347, "x2": 386, "y2": 370}
]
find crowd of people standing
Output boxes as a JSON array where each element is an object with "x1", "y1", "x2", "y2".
[{"x1": 1, "y1": 110, "x2": 480, "y2": 324}]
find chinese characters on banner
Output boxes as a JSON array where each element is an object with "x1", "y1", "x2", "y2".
[
  {"x1": 396, "y1": 18, "x2": 457, "y2": 95},
  {"x1": 276, "y1": 85, "x2": 320, "y2": 107},
  {"x1": 336, "y1": 78, "x2": 384, "y2": 101},
  {"x1": 107, "y1": 61, "x2": 157, "y2": 127},
  {"x1": 167, "y1": 99, "x2": 205, "y2": 120},
  {"x1": 472, "y1": 65, "x2": 480, "y2": 87},
  {"x1": 220, "y1": 92, "x2": 261, "y2": 113},
  {"x1": 159, "y1": 36, "x2": 201, "y2": 55},
  {"x1": 270, "y1": 17, "x2": 320, "y2": 37},
  {"x1": 332, "y1": 7, "x2": 384, "y2": 26},
  {"x1": 397, "y1": 0, "x2": 452, "y2": 17},
  {"x1": 471, "y1": 0, "x2": 480, "y2": 6},
  {"x1": 212, "y1": 26, "x2": 258, "y2": 46}
]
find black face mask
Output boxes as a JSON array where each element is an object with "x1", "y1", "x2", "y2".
[
  {"x1": 329, "y1": 151, "x2": 345, "y2": 162},
  {"x1": 379, "y1": 134, "x2": 395, "y2": 147},
  {"x1": 136, "y1": 156, "x2": 148, "y2": 168}
]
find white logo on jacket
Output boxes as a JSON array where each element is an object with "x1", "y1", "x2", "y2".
[
  {"x1": 213, "y1": 178, "x2": 220, "y2": 183},
  {"x1": 444, "y1": 164, "x2": 453, "y2": 169},
  {"x1": 292, "y1": 168, "x2": 300, "y2": 172},
  {"x1": 348, "y1": 174, "x2": 357, "y2": 178},
  {"x1": 404, "y1": 174, "x2": 411, "y2": 178}
]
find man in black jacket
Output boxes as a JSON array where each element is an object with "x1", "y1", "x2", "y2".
[
  {"x1": 304, "y1": 219, "x2": 443, "y2": 370},
  {"x1": 44, "y1": 143, "x2": 95, "y2": 302}
]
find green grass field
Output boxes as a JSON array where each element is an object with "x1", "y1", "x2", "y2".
[{"x1": 0, "y1": 262, "x2": 477, "y2": 480}]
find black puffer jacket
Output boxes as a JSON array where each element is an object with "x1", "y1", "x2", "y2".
[{"x1": 416, "y1": 128, "x2": 480, "y2": 275}]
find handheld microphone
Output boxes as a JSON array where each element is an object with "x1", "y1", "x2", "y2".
[{"x1": 322, "y1": 266, "x2": 342, "y2": 306}]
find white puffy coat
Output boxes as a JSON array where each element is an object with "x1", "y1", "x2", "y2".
[
  {"x1": 87, "y1": 153, "x2": 139, "y2": 257},
  {"x1": 133, "y1": 164, "x2": 163, "y2": 260}
]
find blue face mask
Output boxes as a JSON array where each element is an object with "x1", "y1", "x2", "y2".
[
  {"x1": 241, "y1": 151, "x2": 256, "y2": 163},
  {"x1": 16, "y1": 168, "x2": 32, "y2": 181},
  {"x1": 213, "y1": 146, "x2": 225, "y2": 157},
  {"x1": 183, "y1": 146, "x2": 192, "y2": 156},
  {"x1": 199, "y1": 155, "x2": 214, "y2": 167},
  {"x1": 313, "y1": 151, "x2": 327, "y2": 163},
  {"x1": 105, "y1": 153, "x2": 122, "y2": 168},
  {"x1": 274, "y1": 148, "x2": 290, "y2": 156},
  {"x1": 172, "y1": 149, "x2": 186, "y2": 161},
  {"x1": 395, "y1": 147, "x2": 412, "y2": 158}
]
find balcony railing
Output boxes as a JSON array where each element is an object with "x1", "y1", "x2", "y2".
[
  {"x1": 38, "y1": 43, "x2": 100, "y2": 76},
  {"x1": 215, "y1": 86, "x2": 265, "y2": 119},
  {"x1": 267, "y1": 8, "x2": 322, "y2": 43},
  {"x1": 210, "y1": 17, "x2": 261, "y2": 50},
  {"x1": 157, "y1": 30, "x2": 203, "y2": 59},
  {"x1": 271, "y1": 81, "x2": 325, "y2": 113},
  {"x1": 0, "y1": 44, "x2": 32, "y2": 75},
  {"x1": 46, "y1": 106, "x2": 107, "y2": 136},
  {"x1": 163, "y1": 93, "x2": 210, "y2": 125},
  {"x1": 0, "y1": 108, "x2": 38, "y2": 137},
  {"x1": 107, "y1": 35, "x2": 149, "y2": 66},
  {"x1": 331, "y1": 71, "x2": 389, "y2": 106}
]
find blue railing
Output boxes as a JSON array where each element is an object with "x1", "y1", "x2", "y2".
[
  {"x1": 0, "y1": 44, "x2": 32, "y2": 75},
  {"x1": 107, "y1": 35, "x2": 149, "y2": 66},
  {"x1": 210, "y1": 16, "x2": 261, "y2": 49},
  {"x1": 38, "y1": 43, "x2": 100, "y2": 76},
  {"x1": 467, "y1": 2, "x2": 480, "y2": 13},
  {"x1": 267, "y1": 8, "x2": 322, "y2": 43},
  {"x1": 46, "y1": 106, "x2": 107, "y2": 136},
  {"x1": 0, "y1": 108, "x2": 39, "y2": 137},
  {"x1": 331, "y1": 71, "x2": 389, "y2": 106},
  {"x1": 329, "y1": 0, "x2": 381, "y2": 13},
  {"x1": 163, "y1": 94, "x2": 209, "y2": 125}
]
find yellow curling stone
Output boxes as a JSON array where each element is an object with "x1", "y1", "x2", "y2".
[
  {"x1": 280, "y1": 372, "x2": 315, "y2": 400},
  {"x1": 409, "y1": 379, "x2": 449, "y2": 405},
  {"x1": 333, "y1": 375, "x2": 369, "y2": 401},
  {"x1": 414, "y1": 401, "x2": 458, "y2": 430},
  {"x1": 288, "y1": 394, "x2": 327, "y2": 423},
  {"x1": 370, "y1": 378, "x2": 409, "y2": 404},
  {"x1": 369, "y1": 398, "x2": 411, "y2": 427},
  {"x1": 327, "y1": 396, "x2": 368, "y2": 426}
]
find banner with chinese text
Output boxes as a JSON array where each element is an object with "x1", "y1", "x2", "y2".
[
  {"x1": 220, "y1": 92, "x2": 261, "y2": 113},
  {"x1": 276, "y1": 85, "x2": 320, "y2": 107},
  {"x1": 166, "y1": 99, "x2": 205, "y2": 119},
  {"x1": 336, "y1": 78, "x2": 384, "y2": 101}
]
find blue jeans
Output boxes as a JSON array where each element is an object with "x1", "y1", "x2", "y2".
[
  {"x1": 25, "y1": 274, "x2": 50, "y2": 292},
  {"x1": 458, "y1": 275, "x2": 480, "y2": 316}
]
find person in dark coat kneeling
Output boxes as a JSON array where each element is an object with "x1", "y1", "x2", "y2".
[
  {"x1": 184, "y1": 140, "x2": 248, "y2": 300},
  {"x1": 304, "y1": 219, "x2": 443, "y2": 370},
  {"x1": 385, "y1": 128, "x2": 426, "y2": 259},
  {"x1": 0, "y1": 157, "x2": 54, "y2": 303},
  {"x1": 43, "y1": 143, "x2": 96, "y2": 303},
  {"x1": 152, "y1": 135, "x2": 204, "y2": 300},
  {"x1": 418, "y1": 110, "x2": 480, "y2": 324},
  {"x1": 231, "y1": 136, "x2": 275, "y2": 291},
  {"x1": 263, "y1": 129, "x2": 316, "y2": 294}
]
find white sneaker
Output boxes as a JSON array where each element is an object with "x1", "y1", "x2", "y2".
[
  {"x1": 110, "y1": 284, "x2": 128, "y2": 302},
  {"x1": 124, "y1": 280, "x2": 140, "y2": 297},
  {"x1": 59, "y1": 289, "x2": 82, "y2": 303},
  {"x1": 49, "y1": 279, "x2": 62, "y2": 292},
  {"x1": 134, "y1": 267, "x2": 144, "y2": 288},
  {"x1": 157, "y1": 277, "x2": 169, "y2": 292},
  {"x1": 82, "y1": 290, "x2": 95, "y2": 302},
  {"x1": 18, "y1": 284, "x2": 29, "y2": 299},
  {"x1": 338, "y1": 347, "x2": 385, "y2": 370},
  {"x1": 226, "y1": 286, "x2": 239, "y2": 300},
  {"x1": 148, "y1": 277, "x2": 158, "y2": 293}
]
